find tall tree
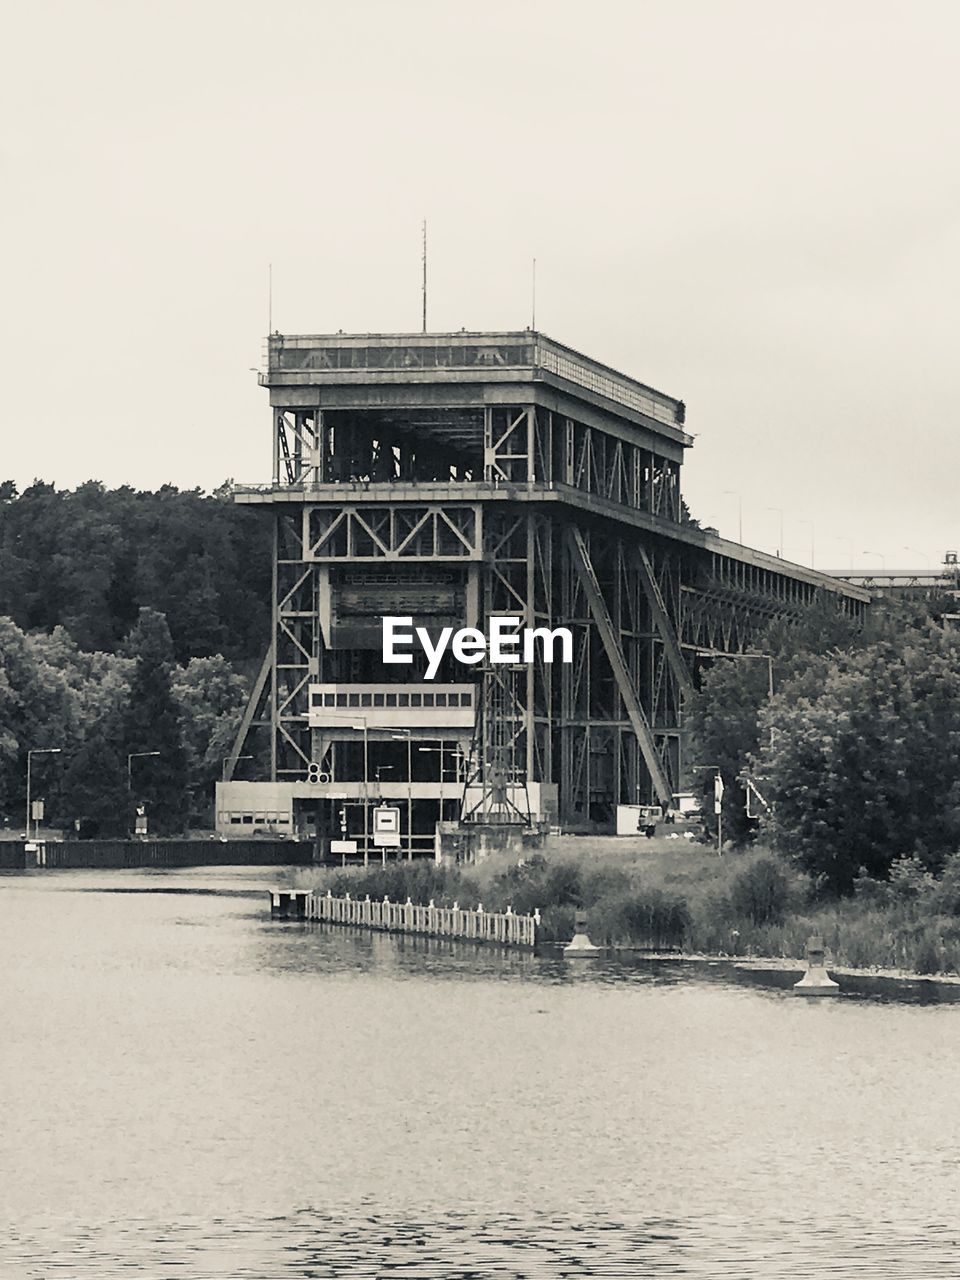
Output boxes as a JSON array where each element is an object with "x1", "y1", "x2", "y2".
[
  {"x1": 171, "y1": 655, "x2": 248, "y2": 824},
  {"x1": 0, "y1": 616, "x2": 77, "y2": 819},
  {"x1": 761, "y1": 626, "x2": 960, "y2": 893},
  {"x1": 122, "y1": 609, "x2": 189, "y2": 835},
  {"x1": 686, "y1": 657, "x2": 770, "y2": 845},
  {"x1": 60, "y1": 720, "x2": 128, "y2": 838}
]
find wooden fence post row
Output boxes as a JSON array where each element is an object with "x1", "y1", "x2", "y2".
[{"x1": 302, "y1": 891, "x2": 538, "y2": 948}]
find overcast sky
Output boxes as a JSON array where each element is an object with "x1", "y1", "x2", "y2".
[{"x1": 2, "y1": 1, "x2": 957, "y2": 570}]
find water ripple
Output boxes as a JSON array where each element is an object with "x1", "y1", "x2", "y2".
[{"x1": 6, "y1": 1211, "x2": 960, "y2": 1278}]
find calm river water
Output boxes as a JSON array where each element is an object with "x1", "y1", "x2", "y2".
[{"x1": 2, "y1": 867, "x2": 960, "y2": 1278}]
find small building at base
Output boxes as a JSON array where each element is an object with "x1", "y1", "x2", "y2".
[{"x1": 215, "y1": 779, "x2": 556, "y2": 855}]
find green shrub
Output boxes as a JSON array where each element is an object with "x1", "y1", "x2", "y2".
[
  {"x1": 542, "y1": 861, "x2": 585, "y2": 908},
  {"x1": 930, "y1": 853, "x2": 960, "y2": 915},
  {"x1": 728, "y1": 856, "x2": 791, "y2": 927},
  {"x1": 539, "y1": 902, "x2": 576, "y2": 944},
  {"x1": 888, "y1": 855, "x2": 936, "y2": 901},
  {"x1": 590, "y1": 889, "x2": 690, "y2": 949}
]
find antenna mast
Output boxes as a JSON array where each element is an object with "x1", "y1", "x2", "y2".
[
  {"x1": 531, "y1": 257, "x2": 536, "y2": 330},
  {"x1": 421, "y1": 220, "x2": 427, "y2": 333},
  {"x1": 268, "y1": 262, "x2": 273, "y2": 334}
]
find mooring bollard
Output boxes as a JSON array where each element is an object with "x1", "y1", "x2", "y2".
[
  {"x1": 564, "y1": 908, "x2": 602, "y2": 957},
  {"x1": 793, "y1": 934, "x2": 840, "y2": 996}
]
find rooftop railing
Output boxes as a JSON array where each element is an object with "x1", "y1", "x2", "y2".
[{"x1": 262, "y1": 332, "x2": 685, "y2": 428}]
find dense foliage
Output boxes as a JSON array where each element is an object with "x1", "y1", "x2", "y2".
[
  {"x1": 0, "y1": 480, "x2": 265, "y2": 834},
  {"x1": 0, "y1": 481, "x2": 269, "y2": 663},
  {"x1": 763, "y1": 627, "x2": 960, "y2": 892},
  {"x1": 0, "y1": 608, "x2": 250, "y2": 835},
  {"x1": 688, "y1": 597, "x2": 960, "y2": 894}
]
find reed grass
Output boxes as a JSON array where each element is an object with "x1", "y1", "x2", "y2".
[{"x1": 285, "y1": 839, "x2": 960, "y2": 976}]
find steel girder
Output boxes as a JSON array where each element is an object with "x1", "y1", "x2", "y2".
[
  {"x1": 557, "y1": 521, "x2": 683, "y2": 820},
  {"x1": 566, "y1": 527, "x2": 673, "y2": 805},
  {"x1": 680, "y1": 546, "x2": 866, "y2": 654},
  {"x1": 230, "y1": 394, "x2": 865, "y2": 818}
]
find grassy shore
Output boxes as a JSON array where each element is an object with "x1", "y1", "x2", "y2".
[{"x1": 289, "y1": 835, "x2": 960, "y2": 978}]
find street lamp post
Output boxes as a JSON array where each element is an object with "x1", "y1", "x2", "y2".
[
  {"x1": 742, "y1": 651, "x2": 775, "y2": 702},
  {"x1": 127, "y1": 752, "x2": 160, "y2": 834},
  {"x1": 689, "y1": 762, "x2": 722, "y2": 856},
  {"x1": 26, "y1": 747, "x2": 62, "y2": 842},
  {"x1": 765, "y1": 507, "x2": 783, "y2": 558},
  {"x1": 833, "y1": 536, "x2": 854, "y2": 570},
  {"x1": 695, "y1": 648, "x2": 775, "y2": 744},
  {"x1": 418, "y1": 741, "x2": 461, "y2": 819},
  {"x1": 723, "y1": 490, "x2": 743, "y2": 543},
  {"x1": 903, "y1": 546, "x2": 930, "y2": 568},
  {"x1": 127, "y1": 751, "x2": 160, "y2": 792},
  {"x1": 391, "y1": 729, "x2": 413, "y2": 860},
  {"x1": 418, "y1": 743, "x2": 467, "y2": 864},
  {"x1": 418, "y1": 744, "x2": 446, "y2": 864},
  {"x1": 318, "y1": 716, "x2": 368, "y2": 857},
  {"x1": 222, "y1": 754, "x2": 252, "y2": 781},
  {"x1": 743, "y1": 651, "x2": 776, "y2": 750},
  {"x1": 798, "y1": 519, "x2": 815, "y2": 568}
]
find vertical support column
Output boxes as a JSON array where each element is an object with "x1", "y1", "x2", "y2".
[
  {"x1": 483, "y1": 405, "x2": 494, "y2": 482},
  {"x1": 525, "y1": 512, "x2": 536, "y2": 785},
  {"x1": 270, "y1": 513, "x2": 279, "y2": 781}
]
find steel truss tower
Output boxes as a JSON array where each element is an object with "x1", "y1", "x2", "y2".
[{"x1": 227, "y1": 331, "x2": 867, "y2": 846}]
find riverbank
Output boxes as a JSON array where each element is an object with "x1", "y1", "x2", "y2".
[
  {"x1": 7, "y1": 867, "x2": 960, "y2": 1270},
  {"x1": 291, "y1": 835, "x2": 960, "y2": 978}
]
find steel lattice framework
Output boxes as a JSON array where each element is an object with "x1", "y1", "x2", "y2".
[{"x1": 227, "y1": 331, "x2": 868, "y2": 838}]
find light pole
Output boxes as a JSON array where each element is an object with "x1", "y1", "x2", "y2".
[
  {"x1": 833, "y1": 536, "x2": 854, "y2": 570},
  {"x1": 318, "y1": 716, "x2": 368, "y2": 855},
  {"x1": 391, "y1": 729, "x2": 413, "y2": 860},
  {"x1": 222, "y1": 754, "x2": 252, "y2": 780},
  {"x1": 696, "y1": 649, "x2": 774, "y2": 744},
  {"x1": 743, "y1": 651, "x2": 776, "y2": 750},
  {"x1": 689, "y1": 762, "x2": 723, "y2": 856},
  {"x1": 903, "y1": 546, "x2": 930, "y2": 568},
  {"x1": 863, "y1": 550, "x2": 886, "y2": 570},
  {"x1": 127, "y1": 751, "x2": 160, "y2": 834},
  {"x1": 127, "y1": 751, "x2": 160, "y2": 792},
  {"x1": 417, "y1": 742, "x2": 463, "y2": 821},
  {"x1": 765, "y1": 507, "x2": 783, "y2": 558},
  {"x1": 418, "y1": 743, "x2": 447, "y2": 865},
  {"x1": 26, "y1": 747, "x2": 61, "y2": 841},
  {"x1": 797, "y1": 519, "x2": 815, "y2": 568},
  {"x1": 723, "y1": 490, "x2": 743, "y2": 543}
]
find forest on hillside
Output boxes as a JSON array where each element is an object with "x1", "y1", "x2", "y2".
[
  {"x1": 0, "y1": 480, "x2": 270, "y2": 663},
  {"x1": 0, "y1": 481, "x2": 272, "y2": 834}
]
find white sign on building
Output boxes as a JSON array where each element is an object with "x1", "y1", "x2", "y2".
[{"x1": 372, "y1": 805, "x2": 401, "y2": 848}]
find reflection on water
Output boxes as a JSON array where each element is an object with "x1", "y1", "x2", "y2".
[
  {"x1": 8, "y1": 1210, "x2": 960, "y2": 1278},
  {"x1": 2, "y1": 868, "x2": 960, "y2": 1277}
]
